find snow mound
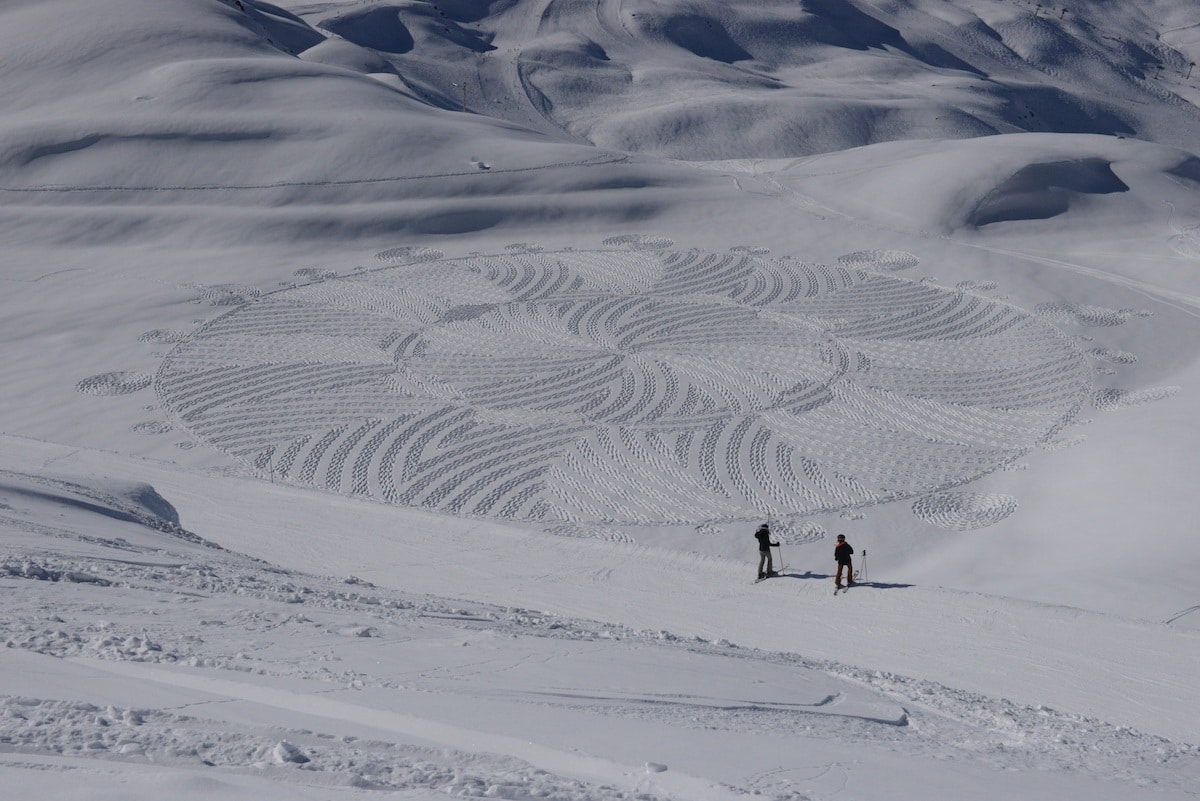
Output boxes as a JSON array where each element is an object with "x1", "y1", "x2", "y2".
[
  {"x1": 969, "y1": 157, "x2": 1129, "y2": 226},
  {"x1": 775, "y1": 133, "x2": 1200, "y2": 234},
  {"x1": 0, "y1": 469, "x2": 206, "y2": 544},
  {"x1": 296, "y1": 38, "x2": 399, "y2": 75},
  {"x1": 319, "y1": 6, "x2": 415, "y2": 54},
  {"x1": 238, "y1": 0, "x2": 324, "y2": 54}
]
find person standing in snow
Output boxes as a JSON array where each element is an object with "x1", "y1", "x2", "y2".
[
  {"x1": 834, "y1": 534, "x2": 855, "y2": 588},
  {"x1": 755, "y1": 522, "x2": 779, "y2": 579}
]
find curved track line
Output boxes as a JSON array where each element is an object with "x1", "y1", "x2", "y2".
[
  {"x1": 76, "y1": 658, "x2": 746, "y2": 801},
  {"x1": 0, "y1": 153, "x2": 628, "y2": 194}
]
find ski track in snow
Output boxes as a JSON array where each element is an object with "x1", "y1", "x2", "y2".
[{"x1": 0, "y1": 154, "x2": 630, "y2": 194}]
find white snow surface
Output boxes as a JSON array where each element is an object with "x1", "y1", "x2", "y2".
[{"x1": 3, "y1": 0, "x2": 1200, "y2": 799}]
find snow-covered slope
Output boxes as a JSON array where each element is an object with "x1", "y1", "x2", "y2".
[
  {"x1": 303, "y1": 0, "x2": 1200, "y2": 158},
  {"x1": 3, "y1": 437, "x2": 1199, "y2": 800},
  {"x1": 3, "y1": 0, "x2": 1200, "y2": 798},
  {"x1": 0, "y1": 0, "x2": 709, "y2": 250}
]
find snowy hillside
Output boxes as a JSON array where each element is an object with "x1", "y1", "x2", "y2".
[{"x1": 2, "y1": 0, "x2": 1199, "y2": 799}]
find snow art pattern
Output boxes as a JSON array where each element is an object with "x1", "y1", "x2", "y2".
[
  {"x1": 156, "y1": 248, "x2": 1094, "y2": 525},
  {"x1": 911, "y1": 492, "x2": 1019, "y2": 531},
  {"x1": 77, "y1": 371, "x2": 153, "y2": 396}
]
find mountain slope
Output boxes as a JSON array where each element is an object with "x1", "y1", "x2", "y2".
[{"x1": 2, "y1": 1, "x2": 1200, "y2": 798}]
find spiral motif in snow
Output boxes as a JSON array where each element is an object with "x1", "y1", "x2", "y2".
[
  {"x1": 156, "y1": 247, "x2": 1092, "y2": 526},
  {"x1": 77, "y1": 371, "x2": 153, "y2": 396},
  {"x1": 912, "y1": 492, "x2": 1019, "y2": 530}
]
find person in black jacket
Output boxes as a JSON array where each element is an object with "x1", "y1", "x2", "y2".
[
  {"x1": 755, "y1": 523, "x2": 779, "y2": 579},
  {"x1": 834, "y1": 534, "x2": 854, "y2": 588}
]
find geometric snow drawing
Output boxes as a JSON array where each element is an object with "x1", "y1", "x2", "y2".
[
  {"x1": 1092, "y1": 385, "x2": 1179, "y2": 411},
  {"x1": 156, "y1": 248, "x2": 1094, "y2": 526},
  {"x1": 912, "y1": 492, "x2": 1019, "y2": 530},
  {"x1": 1035, "y1": 302, "x2": 1149, "y2": 327},
  {"x1": 1087, "y1": 347, "x2": 1137, "y2": 365},
  {"x1": 836, "y1": 250, "x2": 920, "y2": 272},
  {"x1": 77, "y1": 371, "x2": 153, "y2": 396}
]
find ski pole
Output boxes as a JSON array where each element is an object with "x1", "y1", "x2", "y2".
[
  {"x1": 860, "y1": 549, "x2": 867, "y2": 582},
  {"x1": 772, "y1": 542, "x2": 783, "y2": 574}
]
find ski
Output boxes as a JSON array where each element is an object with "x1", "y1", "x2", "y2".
[{"x1": 753, "y1": 567, "x2": 786, "y2": 584}]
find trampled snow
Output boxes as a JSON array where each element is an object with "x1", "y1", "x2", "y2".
[{"x1": 2, "y1": 0, "x2": 1199, "y2": 799}]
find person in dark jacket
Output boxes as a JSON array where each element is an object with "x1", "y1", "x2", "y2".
[
  {"x1": 834, "y1": 534, "x2": 854, "y2": 588},
  {"x1": 755, "y1": 523, "x2": 779, "y2": 579}
]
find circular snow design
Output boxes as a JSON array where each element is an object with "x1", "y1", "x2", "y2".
[
  {"x1": 1092, "y1": 386, "x2": 1178, "y2": 411},
  {"x1": 956, "y1": 280, "x2": 999, "y2": 292},
  {"x1": 295, "y1": 268, "x2": 340, "y2": 281},
  {"x1": 131, "y1": 420, "x2": 174, "y2": 435},
  {"x1": 77, "y1": 371, "x2": 152, "y2": 396},
  {"x1": 1035, "y1": 303, "x2": 1149, "y2": 327},
  {"x1": 156, "y1": 248, "x2": 1093, "y2": 526},
  {"x1": 138, "y1": 329, "x2": 187, "y2": 344},
  {"x1": 912, "y1": 492, "x2": 1019, "y2": 530},
  {"x1": 602, "y1": 234, "x2": 674, "y2": 251},
  {"x1": 375, "y1": 246, "x2": 445, "y2": 263},
  {"x1": 1087, "y1": 347, "x2": 1137, "y2": 365},
  {"x1": 837, "y1": 250, "x2": 919, "y2": 272},
  {"x1": 504, "y1": 242, "x2": 544, "y2": 253}
]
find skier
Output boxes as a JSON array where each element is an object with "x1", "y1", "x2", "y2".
[
  {"x1": 755, "y1": 522, "x2": 779, "y2": 580},
  {"x1": 834, "y1": 534, "x2": 854, "y2": 589}
]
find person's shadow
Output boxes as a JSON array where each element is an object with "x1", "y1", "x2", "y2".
[{"x1": 780, "y1": 569, "x2": 913, "y2": 589}]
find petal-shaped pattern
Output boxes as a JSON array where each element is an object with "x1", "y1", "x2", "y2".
[{"x1": 157, "y1": 248, "x2": 1092, "y2": 526}]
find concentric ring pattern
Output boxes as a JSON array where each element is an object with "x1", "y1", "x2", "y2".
[{"x1": 157, "y1": 248, "x2": 1092, "y2": 525}]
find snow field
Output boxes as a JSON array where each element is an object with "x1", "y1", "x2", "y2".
[{"x1": 3, "y1": 0, "x2": 1200, "y2": 798}]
